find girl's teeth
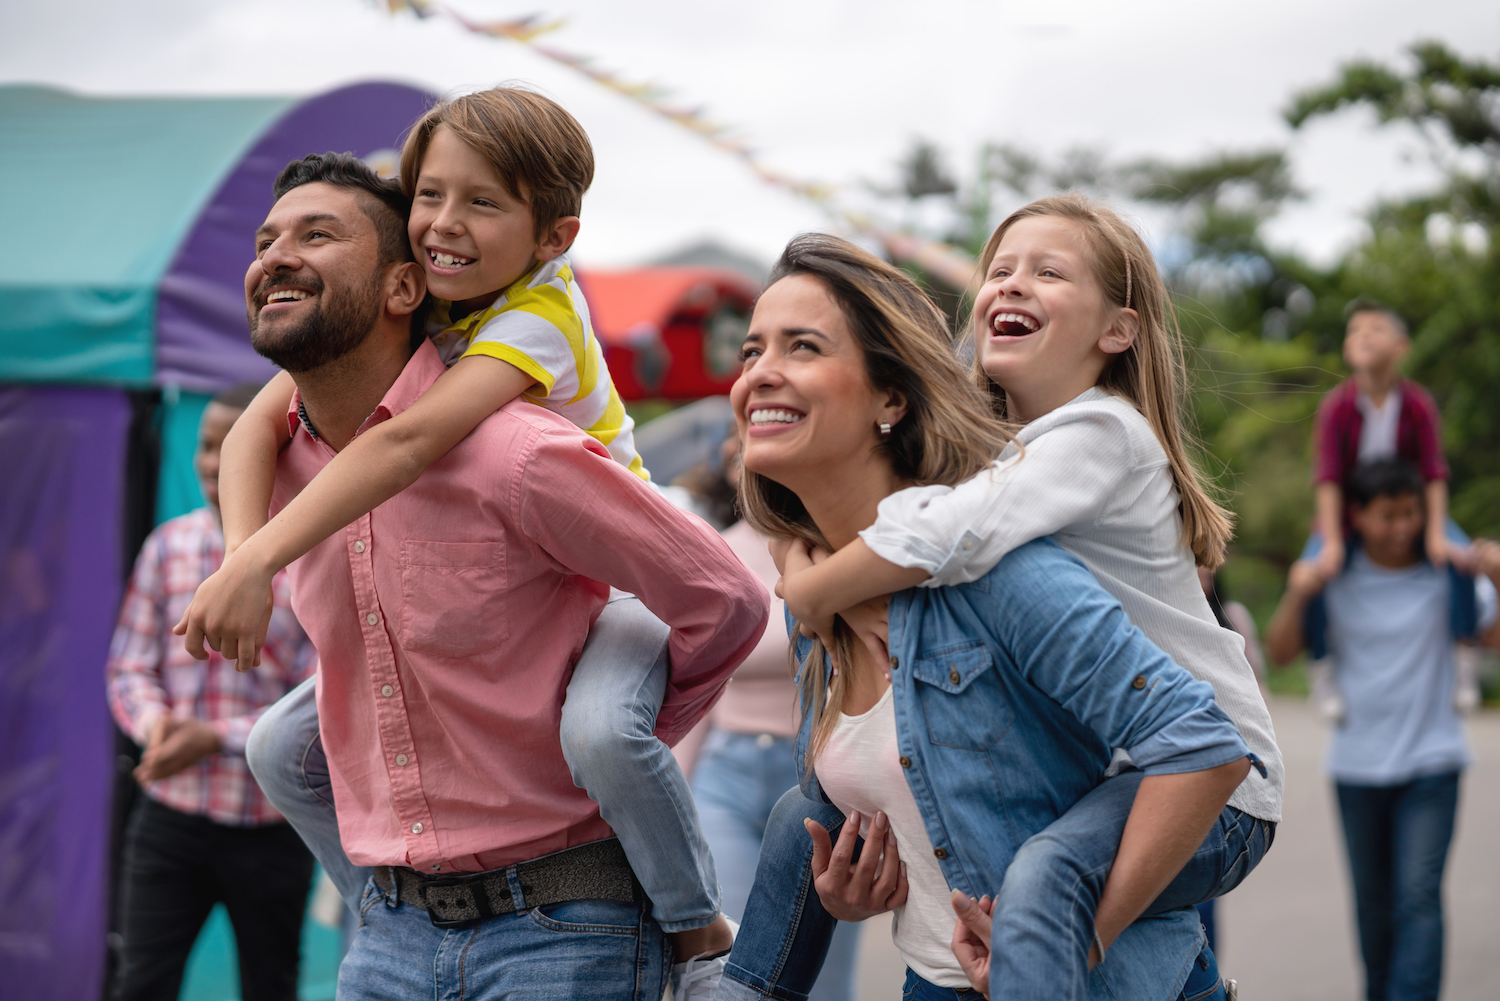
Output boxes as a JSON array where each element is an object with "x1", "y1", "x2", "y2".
[
  {"x1": 431, "y1": 251, "x2": 474, "y2": 268},
  {"x1": 993, "y1": 312, "x2": 1039, "y2": 333}
]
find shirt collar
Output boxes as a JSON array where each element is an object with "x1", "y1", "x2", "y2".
[{"x1": 285, "y1": 339, "x2": 448, "y2": 445}]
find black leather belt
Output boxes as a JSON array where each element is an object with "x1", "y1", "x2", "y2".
[{"x1": 373, "y1": 837, "x2": 640, "y2": 928}]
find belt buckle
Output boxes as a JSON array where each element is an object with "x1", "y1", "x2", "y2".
[{"x1": 416, "y1": 875, "x2": 481, "y2": 929}]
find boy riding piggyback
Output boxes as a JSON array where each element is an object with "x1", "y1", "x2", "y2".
[{"x1": 179, "y1": 88, "x2": 739, "y2": 996}]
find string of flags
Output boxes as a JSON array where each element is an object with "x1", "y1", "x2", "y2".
[{"x1": 376, "y1": 1, "x2": 979, "y2": 289}]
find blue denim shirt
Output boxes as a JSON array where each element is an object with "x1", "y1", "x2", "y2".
[{"x1": 792, "y1": 539, "x2": 1251, "y2": 1000}]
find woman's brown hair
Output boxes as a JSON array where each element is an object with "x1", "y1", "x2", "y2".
[
  {"x1": 738, "y1": 233, "x2": 1010, "y2": 765},
  {"x1": 971, "y1": 193, "x2": 1235, "y2": 568}
]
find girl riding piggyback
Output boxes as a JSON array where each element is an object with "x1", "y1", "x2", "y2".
[{"x1": 771, "y1": 195, "x2": 1283, "y2": 999}]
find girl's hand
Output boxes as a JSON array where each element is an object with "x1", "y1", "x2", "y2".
[
  {"x1": 841, "y1": 597, "x2": 891, "y2": 675},
  {"x1": 773, "y1": 540, "x2": 836, "y2": 642},
  {"x1": 950, "y1": 890, "x2": 993, "y2": 998},
  {"x1": 804, "y1": 810, "x2": 908, "y2": 921},
  {"x1": 174, "y1": 549, "x2": 276, "y2": 670}
]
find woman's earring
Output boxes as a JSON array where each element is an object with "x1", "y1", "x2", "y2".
[{"x1": 878, "y1": 421, "x2": 892, "y2": 440}]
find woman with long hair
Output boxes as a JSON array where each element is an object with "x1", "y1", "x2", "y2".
[{"x1": 719, "y1": 234, "x2": 1251, "y2": 1000}]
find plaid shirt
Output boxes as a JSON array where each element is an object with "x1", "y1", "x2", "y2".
[
  {"x1": 107, "y1": 507, "x2": 313, "y2": 826},
  {"x1": 1314, "y1": 377, "x2": 1449, "y2": 486}
]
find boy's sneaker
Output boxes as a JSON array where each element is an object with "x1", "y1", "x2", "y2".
[{"x1": 669, "y1": 918, "x2": 738, "y2": 1001}]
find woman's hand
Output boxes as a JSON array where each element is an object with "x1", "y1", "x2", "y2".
[
  {"x1": 804, "y1": 810, "x2": 908, "y2": 921},
  {"x1": 173, "y1": 549, "x2": 275, "y2": 670},
  {"x1": 950, "y1": 890, "x2": 993, "y2": 998}
]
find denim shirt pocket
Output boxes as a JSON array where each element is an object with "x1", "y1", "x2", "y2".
[{"x1": 911, "y1": 643, "x2": 1013, "y2": 751}]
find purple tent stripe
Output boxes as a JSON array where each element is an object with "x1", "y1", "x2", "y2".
[
  {"x1": 154, "y1": 81, "x2": 436, "y2": 393},
  {"x1": 0, "y1": 385, "x2": 131, "y2": 1000}
]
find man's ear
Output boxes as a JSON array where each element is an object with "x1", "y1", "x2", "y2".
[
  {"x1": 1100, "y1": 307, "x2": 1139, "y2": 356},
  {"x1": 385, "y1": 261, "x2": 427, "y2": 317},
  {"x1": 535, "y1": 216, "x2": 582, "y2": 263}
]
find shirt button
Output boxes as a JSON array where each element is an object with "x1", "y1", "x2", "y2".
[
  {"x1": 1132, "y1": 675, "x2": 1147, "y2": 690},
  {"x1": 396, "y1": 754, "x2": 408, "y2": 766},
  {"x1": 411, "y1": 822, "x2": 423, "y2": 834},
  {"x1": 949, "y1": 668, "x2": 960, "y2": 684},
  {"x1": 381, "y1": 685, "x2": 394, "y2": 697},
  {"x1": 756, "y1": 733, "x2": 774, "y2": 748},
  {"x1": 890, "y1": 656, "x2": 899, "y2": 671},
  {"x1": 366, "y1": 613, "x2": 379, "y2": 626},
  {"x1": 354, "y1": 540, "x2": 366, "y2": 553},
  {"x1": 934, "y1": 847, "x2": 948, "y2": 860},
  {"x1": 899, "y1": 755, "x2": 911, "y2": 768},
  {"x1": 961, "y1": 539, "x2": 976, "y2": 551}
]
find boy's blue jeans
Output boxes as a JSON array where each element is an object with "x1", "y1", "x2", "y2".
[
  {"x1": 1334, "y1": 770, "x2": 1459, "y2": 1001},
  {"x1": 720, "y1": 772, "x2": 1273, "y2": 1001},
  {"x1": 337, "y1": 873, "x2": 668, "y2": 1000},
  {"x1": 246, "y1": 593, "x2": 721, "y2": 932}
]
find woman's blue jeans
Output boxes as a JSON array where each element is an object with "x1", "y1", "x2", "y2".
[
  {"x1": 1335, "y1": 770, "x2": 1460, "y2": 1001},
  {"x1": 691, "y1": 728, "x2": 861, "y2": 1001},
  {"x1": 720, "y1": 771, "x2": 1273, "y2": 1001},
  {"x1": 246, "y1": 593, "x2": 721, "y2": 932}
]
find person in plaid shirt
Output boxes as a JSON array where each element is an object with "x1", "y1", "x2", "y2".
[{"x1": 107, "y1": 382, "x2": 315, "y2": 1001}]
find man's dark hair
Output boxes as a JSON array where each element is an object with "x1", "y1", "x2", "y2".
[
  {"x1": 211, "y1": 380, "x2": 265, "y2": 410},
  {"x1": 273, "y1": 153, "x2": 413, "y2": 268},
  {"x1": 1343, "y1": 297, "x2": 1409, "y2": 338},
  {"x1": 1347, "y1": 458, "x2": 1424, "y2": 508}
]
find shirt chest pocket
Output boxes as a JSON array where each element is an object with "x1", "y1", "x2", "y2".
[
  {"x1": 911, "y1": 644, "x2": 1013, "y2": 751},
  {"x1": 398, "y1": 541, "x2": 507, "y2": 660}
]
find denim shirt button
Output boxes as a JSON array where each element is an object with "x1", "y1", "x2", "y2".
[
  {"x1": 890, "y1": 656, "x2": 899, "y2": 670},
  {"x1": 1132, "y1": 675, "x2": 1147, "y2": 690},
  {"x1": 933, "y1": 847, "x2": 948, "y2": 859},
  {"x1": 949, "y1": 669, "x2": 960, "y2": 684},
  {"x1": 899, "y1": 755, "x2": 911, "y2": 768}
]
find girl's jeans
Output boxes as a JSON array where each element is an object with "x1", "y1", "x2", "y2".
[
  {"x1": 900, "y1": 939, "x2": 1228, "y2": 1001},
  {"x1": 692, "y1": 728, "x2": 861, "y2": 1001},
  {"x1": 246, "y1": 592, "x2": 722, "y2": 933},
  {"x1": 721, "y1": 771, "x2": 1274, "y2": 1001}
]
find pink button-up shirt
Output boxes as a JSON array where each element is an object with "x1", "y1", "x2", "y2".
[{"x1": 273, "y1": 340, "x2": 768, "y2": 873}]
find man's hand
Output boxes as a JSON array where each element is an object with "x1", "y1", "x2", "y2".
[
  {"x1": 950, "y1": 890, "x2": 993, "y2": 998},
  {"x1": 173, "y1": 549, "x2": 275, "y2": 670},
  {"x1": 1286, "y1": 558, "x2": 1330, "y2": 600},
  {"x1": 1312, "y1": 536, "x2": 1345, "y2": 581},
  {"x1": 1427, "y1": 526, "x2": 1476, "y2": 573},
  {"x1": 135, "y1": 716, "x2": 221, "y2": 784},
  {"x1": 1473, "y1": 538, "x2": 1500, "y2": 580},
  {"x1": 804, "y1": 810, "x2": 908, "y2": 921}
]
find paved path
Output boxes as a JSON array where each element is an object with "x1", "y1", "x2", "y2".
[{"x1": 853, "y1": 697, "x2": 1499, "y2": 999}]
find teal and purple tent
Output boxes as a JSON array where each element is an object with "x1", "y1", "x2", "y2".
[{"x1": 0, "y1": 80, "x2": 435, "y2": 999}]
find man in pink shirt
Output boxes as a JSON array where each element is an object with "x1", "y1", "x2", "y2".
[{"x1": 228, "y1": 159, "x2": 767, "y2": 998}]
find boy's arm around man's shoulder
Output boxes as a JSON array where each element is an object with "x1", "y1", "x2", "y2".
[{"x1": 513, "y1": 423, "x2": 770, "y2": 744}]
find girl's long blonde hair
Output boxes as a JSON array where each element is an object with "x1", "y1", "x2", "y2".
[
  {"x1": 739, "y1": 234, "x2": 1010, "y2": 766},
  {"x1": 972, "y1": 194, "x2": 1234, "y2": 568}
]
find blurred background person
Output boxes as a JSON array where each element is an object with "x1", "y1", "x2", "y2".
[
  {"x1": 1265, "y1": 458, "x2": 1500, "y2": 1001},
  {"x1": 105, "y1": 382, "x2": 315, "y2": 1001},
  {"x1": 672, "y1": 432, "x2": 863, "y2": 1001}
]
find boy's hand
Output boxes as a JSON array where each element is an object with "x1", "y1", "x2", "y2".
[
  {"x1": 1472, "y1": 538, "x2": 1500, "y2": 580},
  {"x1": 1427, "y1": 527, "x2": 1476, "y2": 573},
  {"x1": 950, "y1": 890, "x2": 993, "y2": 998},
  {"x1": 804, "y1": 810, "x2": 908, "y2": 922},
  {"x1": 1312, "y1": 536, "x2": 1345, "y2": 580},
  {"x1": 174, "y1": 550, "x2": 276, "y2": 670},
  {"x1": 135, "y1": 716, "x2": 220, "y2": 784},
  {"x1": 1287, "y1": 559, "x2": 1330, "y2": 600}
]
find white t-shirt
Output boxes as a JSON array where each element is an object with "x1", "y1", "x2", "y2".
[
  {"x1": 860, "y1": 387, "x2": 1283, "y2": 821},
  {"x1": 816, "y1": 686, "x2": 970, "y2": 989},
  {"x1": 1356, "y1": 389, "x2": 1402, "y2": 462}
]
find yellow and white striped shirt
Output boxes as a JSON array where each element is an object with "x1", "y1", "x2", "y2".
[{"x1": 427, "y1": 254, "x2": 647, "y2": 480}]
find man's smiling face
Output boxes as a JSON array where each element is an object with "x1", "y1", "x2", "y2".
[{"x1": 245, "y1": 182, "x2": 386, "y2": 373}]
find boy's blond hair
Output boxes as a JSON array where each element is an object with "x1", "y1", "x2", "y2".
[
  {"x1": 400, "y1": 87, "x2": 594, "y2": 242},
  {"x1": 972, "y1": 193, "x2": 1235, "y2": 568}
]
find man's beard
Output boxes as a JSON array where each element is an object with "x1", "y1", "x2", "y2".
[{"x1": 248, "y1": 273, "x2": 383, "y2": 373}]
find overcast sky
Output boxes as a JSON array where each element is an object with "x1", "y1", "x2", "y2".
[{"x1": 5, "y1": 0, "x2": 1498, "y2": 269}]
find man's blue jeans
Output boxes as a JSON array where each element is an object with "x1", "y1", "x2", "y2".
[
  {"x1": 1335, "y1": 770, "x2": 1460, "y2": 1001},
  {"x1": 692, "y1": 728, "x2": 861, "y2": 1001},
  {"x1": 337, "y1": 874, "x2": 668, "y2": 1000},
  {"x1": 246, "y1": 593, "x2": 720, "y2": 931},
  {"x1": 721, "y1": 772, "x2": 1273, "y2": 1001}
]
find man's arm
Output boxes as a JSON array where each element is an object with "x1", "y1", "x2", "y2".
[
  {"x1": 106, "y1": 535, "x2": 170, "y2": 745},
  {"x1": 1265, "y1": 560, "x2": 1327, "y2": 665},
  {"x1": 517, "y1": 428, "x2": 770, "y2": 743},
  {"x1": 1473, "y1": 539, "x2": 1500, "y2": 649}
]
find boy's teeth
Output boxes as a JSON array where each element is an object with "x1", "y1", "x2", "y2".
[
  {"x1": 749, "y1": 409, "x2": 804, "y2": 425},
  {"x1": 430, "y1": 251, "x2": 475, "y2": 268},
  {"x1": 266, "y1": 289, "x2": 311, "y2": 303}
]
